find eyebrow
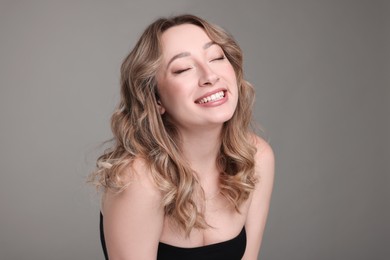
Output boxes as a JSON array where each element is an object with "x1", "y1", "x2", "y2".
[
  {"x1": 203, "y1": 41, "x2": 215, "y2": 50},
  {"x1": 166, "y1": 41, "x2": 216, "y2": 69}
]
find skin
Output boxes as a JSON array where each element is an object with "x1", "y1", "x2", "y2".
[
  {"x1": 102, "y1": 24, "x2": 275, "y2": 260},
  {"x1": 155, "y1": 24, "x2": 239, "y2": 135}
]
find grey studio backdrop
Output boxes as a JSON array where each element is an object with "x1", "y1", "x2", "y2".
[{"x1": 0, "y1": 0, "x2": 388, "y2": 259}]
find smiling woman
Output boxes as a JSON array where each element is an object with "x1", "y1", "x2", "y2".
[
  {"x1": 89, "y1": 14, "x2": 274, "y2": 260},
  {"x1": 156, "y1": 23, "x2": 239, "y2": 131}
]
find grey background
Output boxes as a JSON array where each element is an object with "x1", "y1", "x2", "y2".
[{"x1": 0, "y1": 0, "x2": 388, "y2": 259}]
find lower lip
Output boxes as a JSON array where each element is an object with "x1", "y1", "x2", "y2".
[{"x1": 196, "y1": 92, "x2": 228, "y2": 107}]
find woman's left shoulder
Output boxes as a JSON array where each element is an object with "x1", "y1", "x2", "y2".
[
  {"x1": 250, "y1": 134, "x2": 275, "y2": 174},
  {"x1": 241, "y1": 135, "x2": 274, "y2": 259}
]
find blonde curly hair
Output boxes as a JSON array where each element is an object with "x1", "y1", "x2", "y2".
[{"x1": 89, "y1": 14, "x2": 257, "y2": 235}]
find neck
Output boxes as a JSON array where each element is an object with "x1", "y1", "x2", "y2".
[{"x1": 178, "y1": 124, "x2": 223, "y2": 179}]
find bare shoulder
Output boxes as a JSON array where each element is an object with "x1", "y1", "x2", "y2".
[
  {"x1": 252, "y1": 135, "x2": 275, "y2": 177},
  {"x1": 102, "y1": 157, "x2": 164, "y2": 259},
  {"x1": 250, "y1": 135, "x2": 275, "y2": 198},
  {"x1": 242, "y1": 135, "x2": 274, "y2": 260},
  {"x1": 103, "y1": 157, "x2": 162, "y2": 209}
]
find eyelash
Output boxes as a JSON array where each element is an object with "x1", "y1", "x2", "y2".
[
  {"x1": 173, "y1": 68, "x2": 190, "y2": 74},
  {"x1": 212, "y1": 56, "x2": 225, "y2": 61},
  {"x1": 173, "y1": 56, "x2": 225, "y2": 74}
]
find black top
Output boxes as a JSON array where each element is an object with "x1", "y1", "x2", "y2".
[{"x1": 100, "y1": 212, "x2": 247, "y2": 260}]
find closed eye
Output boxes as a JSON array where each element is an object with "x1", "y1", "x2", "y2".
[
  {"x1": 173, "y1": 68, "x2": 191, "y2": 74},
  {"x1": 211, "y1": 56, "x2": 225, "y2": 62}
]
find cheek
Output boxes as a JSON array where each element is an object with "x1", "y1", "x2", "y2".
[
  {"x1": 230, "y1": 66, "x2": 238, "y2": 81},
  {"x1": 221, "y1": 63, "x2": 237, "y2": 82},
  {"x1": 160, "y1": 81, "x2": 183, "y2": 97},
  {"x1": 157, "y1": 81, "x2": 187, "y2": 109}
]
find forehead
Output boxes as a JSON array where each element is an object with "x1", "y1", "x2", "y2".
[{"x1": 160, "y1": 24, "x2": 212, "y2": 57}]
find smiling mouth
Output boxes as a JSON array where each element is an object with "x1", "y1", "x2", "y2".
[{"x1": 195, "y1": 91, "x2": 226, "y2": 104}]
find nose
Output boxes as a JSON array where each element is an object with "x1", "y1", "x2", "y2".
[{"x1": 199, "y1": 64, "x2": 219, "y2": 87}]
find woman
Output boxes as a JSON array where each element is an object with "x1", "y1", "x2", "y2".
[{"x1": 90, "y1": 14, "x2": 274, "y2": 260}]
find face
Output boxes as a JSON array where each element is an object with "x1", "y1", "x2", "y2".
[{"x1": 156, "y1": 24, "x2": 238, "y2": 132}]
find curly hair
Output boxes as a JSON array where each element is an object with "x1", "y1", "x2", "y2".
[{"x1": 89, "y1": 14, "x2": 257, "y2": 236}]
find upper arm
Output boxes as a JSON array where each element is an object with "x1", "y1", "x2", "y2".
[
  {"x1": 102, "y1": 159, "x2": 164, "y2": 260},
  {"x1": 243, "y1": 136, "x2": 275, "y2": 260}
]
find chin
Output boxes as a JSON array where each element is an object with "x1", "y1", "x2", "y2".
[{"x1": 211, "y1": 112, "x2": 235, "y2": 124}]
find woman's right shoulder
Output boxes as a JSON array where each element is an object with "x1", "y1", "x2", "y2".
[
  {"x1": 101, "y1": 157, "x2": 164, "y2": 259},
  {"x1": 102, "y1": 157, "x2": 162, "y2": 211}
]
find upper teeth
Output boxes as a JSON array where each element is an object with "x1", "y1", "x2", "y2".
[{"x1": 197, "y1": 91, "x2": 225, "y2": 104}]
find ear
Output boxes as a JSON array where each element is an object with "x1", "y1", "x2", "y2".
[{"x1": 156, "y1": 100, "x2": 166, "y2": 115}]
